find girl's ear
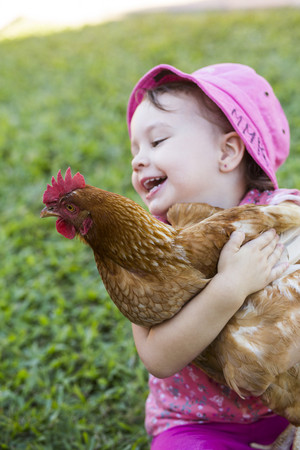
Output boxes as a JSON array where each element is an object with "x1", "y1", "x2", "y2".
[{"x1": 218, "y1": 132, "x2": 245, "y2": 172}]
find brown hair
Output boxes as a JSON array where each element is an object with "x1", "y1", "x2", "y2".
[{"x1": 143, "y1": 82, "x2": 274, "y2": 192}]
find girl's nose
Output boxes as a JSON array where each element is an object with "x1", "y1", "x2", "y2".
[{"x1": 131, "y1": 150, "x2": 150, "y2": 170}]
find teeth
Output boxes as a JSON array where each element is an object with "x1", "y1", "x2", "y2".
[{"x1": 143, "y1": 177, "x2": 166, "y2": 191}]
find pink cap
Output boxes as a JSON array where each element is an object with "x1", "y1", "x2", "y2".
[{"x1": 127, "y1": 63, "x2": 290, "y2": 188}]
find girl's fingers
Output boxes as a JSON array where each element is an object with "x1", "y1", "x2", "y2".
[
  {"x1": 254, "y1": 229, "x2": 278, "y2": 250},
  {"x1": 228, "y1": 230, "x2": 245, "y2": 250},
  {"x1": 270, "y1": 261, "x2": 290, "y2": 280},
  {"x1": 245, "y1": 230, "x2": 280, "y2": 256},
  {"x1": 221, "y1": 231, "x2": 245, "y2": 257},
  {"x1": 268, "y1": 243, "x2": 285, "y2": 264}
]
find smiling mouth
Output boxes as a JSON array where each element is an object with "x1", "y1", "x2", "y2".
[{"x1": 143, "y1": 177, "x2": 167, "y2": 193}]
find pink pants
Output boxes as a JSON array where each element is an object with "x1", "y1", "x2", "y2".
[{"x1": 151, "y1": 415, "x2": 290, "y2": 449}]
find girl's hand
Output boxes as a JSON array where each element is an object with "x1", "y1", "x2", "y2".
[{"x1": 217, "y1": 229, "x2": 289, "y2": 300}]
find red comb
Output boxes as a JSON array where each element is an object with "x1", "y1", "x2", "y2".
[{"x1": 43, "y1": 167, "x2": 85, "y2": 205}]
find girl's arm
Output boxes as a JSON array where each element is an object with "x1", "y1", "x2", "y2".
[{"x1": 132, "y1": 229, "x2": 288, "y2": 379}]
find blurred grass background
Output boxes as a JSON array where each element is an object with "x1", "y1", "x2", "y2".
[{"x1": 0, "y1": 7, "x2": 300, "y2": 449}]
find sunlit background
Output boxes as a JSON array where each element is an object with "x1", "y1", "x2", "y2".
[
  {"x1": 1, "y1": 0, "x2": 201, "y2": 29},
  {"x1": 1, "y1": 0, "x2": 299, "y2": 36}
]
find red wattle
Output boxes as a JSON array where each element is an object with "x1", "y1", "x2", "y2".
[{"x1": 56, "y1": 218, "x2": 76, "y2": 239}]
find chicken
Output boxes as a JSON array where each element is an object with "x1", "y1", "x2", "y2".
[{"x1": 41, "y1": 168, "x2": 300, "y2": 449}]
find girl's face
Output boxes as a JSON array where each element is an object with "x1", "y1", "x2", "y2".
[{"x1": 130, "y1": 91, "x2": 226, "y2": 221}]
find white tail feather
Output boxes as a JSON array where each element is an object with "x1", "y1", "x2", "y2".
[{"x1": 279, "y1": 227, "x2": 300, "y2": 264}]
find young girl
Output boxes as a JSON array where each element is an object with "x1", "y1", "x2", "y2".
[{"x1": 126, "y1": 63, "x2": 300, "y2": 449}]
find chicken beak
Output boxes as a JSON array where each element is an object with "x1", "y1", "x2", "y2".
[{"x1": 40, "y1": 206, "x2": 59, "y2": 218}]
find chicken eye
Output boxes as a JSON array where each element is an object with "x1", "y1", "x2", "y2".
[{"x1": 66, "y1": 204, "x2": 75, "y2": 212}]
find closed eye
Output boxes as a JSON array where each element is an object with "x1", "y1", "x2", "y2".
[{"x1": 152, "y1": 138, "x2": 167, "y2": 148}]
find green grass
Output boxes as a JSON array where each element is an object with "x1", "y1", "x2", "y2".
[{"x1": 0, "y1": 7, "x2": 300, "y2": 448}]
